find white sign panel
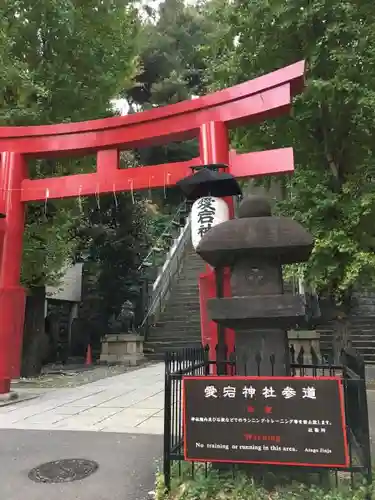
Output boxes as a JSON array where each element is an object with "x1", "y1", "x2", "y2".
[
  {"x1": 46, "y1": 263, "x2": 83, "y2": 302},
  {"x1": 191, "y1": 196, "x2": 229, "y2": 250}
]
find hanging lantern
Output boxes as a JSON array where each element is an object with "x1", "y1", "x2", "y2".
[
  {"x1": 191, "y1": 196, "x2": 229, "y2": 250},
  {"x1": 176, "y1": 164, "x2": 242, "y2": 202}
]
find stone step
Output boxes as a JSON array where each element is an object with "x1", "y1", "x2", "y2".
[
  {"x1": 147, "y1": 340, "x2": 201, "y2": 347},
  {"x1": 148, "y1": 327, "x2": 200, "y2": 334},
  {"x1": 147, "y1": 331, "x2": 201, "y2": 340},
  {"x1": 169, "y1": 282, "x2": 199, "y2": 288},
  {"x1": 167, "y1": 292, "x2": 199, "y2": 300},
  {"x1": 150, "y1": 333, "x2": 201, "y2": 341},
  {"x1": 144, "y1": 245, "x2": 203, "y2": 352},
  {"x1": 165, "y1": 302, "x2": 201, "y2": 309},
  {"x1": 182, "y1": 261, "x2": 204, "y2": 267},
  {"x1": 163, "y1": 301, "x2": 199, "y2": 309},
  {"x1": 155, "y1": 316, "x2": 201, "y2": 324},
  {"x1": 350, "y1": 345, "x2": 375, "y2": 352},
  {"x1": 160, "y1": 312, "x2": 200, "y2": 319},
  {"x1": 179, "y1": 261, "x2": 202, "y2": 267},
  {"x1": 362, "y1": 356, "x2": 375, "y2": 363},
  {"x1": 318, "y1": 317, "x2": 375, "y2": 323},
  {"x1": 164, "y1": 303, "x2": 200, "y2": 310},
  {"x1": 167, "y1": 295, "x2": 199, "y2": 302},
  {"x1": 149, "y1": 320, "x2": 200, "y2": 328},
  {"x1": 155, "y1": 317, "x2": 200, "y2": 325},
  {"x1": 148, "y1": 323, "x2": 201, "y2": 331},
  {"x1": 149, "y1": 329, "x2": 201, "y2": 338},
  {"x1": 172, "y1": 277, "x2": 200, "y2": 284},
  {"x1": 174, "y1": 280, "x2": 200, "y2": 287},
  {"x1": 145, "y1": 343, "x2": 201, "y2": 350}
]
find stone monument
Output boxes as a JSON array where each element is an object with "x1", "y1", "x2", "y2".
[
  {"x1": 196, "y1": 195, "x2": 314, "y2": 376},
  {"x1": 99, "y1": 301, "x2": 145, "y2": 366}
]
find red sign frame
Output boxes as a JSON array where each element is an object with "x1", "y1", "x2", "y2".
[{"x1": 182, "y1": 376, "x2": 350, "y2": 468}]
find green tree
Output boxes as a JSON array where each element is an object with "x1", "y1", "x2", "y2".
[
  {"x1": 82, "y1": 194, "x2": 151, "y2": 320},
  {"x1": 0, "y1": 0, "x2": 139, "y2": 288},
  {"x1": 0, "y1": 0, "x2": 141, "y2": 374},
  {"x1": 129, "y1": 0, "x2": 209, "y2": 107},
  {"x1": 204, "y1": 0, "x2": 375, "y2": 309},
  {"x1": 128, "y1": 0, "x2": 214, "y2": 209}
]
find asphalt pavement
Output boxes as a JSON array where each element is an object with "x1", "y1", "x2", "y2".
[
  {"x1": 0, "y1": 429, "x2": 161, "y2": 500},
  {"x1": 0, "y1": 363, "x2": 165, "y2": 500}
]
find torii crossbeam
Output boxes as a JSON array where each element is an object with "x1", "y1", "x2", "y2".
[{"x1": 0, "y1": 61, "x2": 305, "y2": 393}]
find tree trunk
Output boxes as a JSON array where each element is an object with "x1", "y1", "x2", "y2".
[
  {"x1": 319, "y1": 295, "x2": 352, "y2": 363},
  {"x1": 21, "y1": 286, "x2": 50, "y2": 378},
  {"x1": 332, "y1": 314, "x2": 351, "y2": 364}
]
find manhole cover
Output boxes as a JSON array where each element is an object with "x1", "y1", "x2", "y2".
[{"x1": 28, "y1": 458, "x2": 99, "y2": 484}]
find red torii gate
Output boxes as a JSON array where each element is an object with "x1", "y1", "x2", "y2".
[{"x1": 0, "y1": 61, "x2": 305, "y2": 393}]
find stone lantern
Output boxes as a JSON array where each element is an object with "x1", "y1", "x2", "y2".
[{"x1": 196, "y1": 195, "x2": 314, "y2": 376}]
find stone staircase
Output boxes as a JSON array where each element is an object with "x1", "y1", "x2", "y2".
[
  {"x1": 144, "y1": 246, "x2": 204, "y2": 359},
  {"x1": 317, "y1": 291, "x2": 375, "y2": 364},
  {"x1": 346, "y1": 318, "x2": 375, "y2": 364},
  {"x1": 142, "y1": 219, "x2": 375, "y2": 364},
  {"x1": 319, "y1": 317, "x2": 375, "y2": 364}
]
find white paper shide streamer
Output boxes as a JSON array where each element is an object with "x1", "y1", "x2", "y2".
[{"x1": 191, "y1": 196, "x2": 229, "y2": 250}]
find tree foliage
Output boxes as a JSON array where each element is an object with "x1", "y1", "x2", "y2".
[
  {"x1": 0, "y1": 0, "x2": 138, "y2": 125},
  {"x1": 129, "y1": 0, "x2": 210, "y2": 107},
  {"x1": 0, "y1": 0, "x2": 139, "y2": 288},
  {"x1": 128, "y1": 0, "x2": 214, "y2": 209},
  {"x1": 82, "y1": 193, "x2": 152, "y2": 322},
  {"x1": 204, "y1": 0, "x2": 375, "y2": 303}
]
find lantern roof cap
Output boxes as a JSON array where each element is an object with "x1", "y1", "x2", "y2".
[
  {"x1": 196, "y1": 196, "x2": 313, "y2": 267},
  {"x1": 238, "y1": 195, "x2": 272, "y2": 218}
]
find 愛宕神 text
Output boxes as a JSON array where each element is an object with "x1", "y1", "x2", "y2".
[{"x1": 196, "y1": 197, "x2": 215, "y2": 237}]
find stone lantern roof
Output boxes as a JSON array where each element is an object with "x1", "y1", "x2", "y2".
[{"x1": 196, "y1": 195, "x2": 313, "y2": 268}]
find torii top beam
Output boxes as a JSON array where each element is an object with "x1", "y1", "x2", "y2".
[
  {"x1": 0, "y1": 61, "x2": 305, "y2": 203},
  {"x1": 0, "y1": 61, "x2": 305, "y2": 387}
]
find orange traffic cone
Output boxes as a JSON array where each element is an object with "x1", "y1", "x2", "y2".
[{"x1": 85, "y1": 344, "x2": 93, "y2": 366}]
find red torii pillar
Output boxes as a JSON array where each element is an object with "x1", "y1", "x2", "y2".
[{"x1": 0, "y1": 61, "x2": 305, "y2": 393}]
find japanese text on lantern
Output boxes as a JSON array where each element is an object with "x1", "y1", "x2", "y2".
[
  {"x1": 196, "y1": 197, "x2": 215, "y2": 237},
  {"x1": 191, "y1": 195, "x2": 229, "y2": 249}
]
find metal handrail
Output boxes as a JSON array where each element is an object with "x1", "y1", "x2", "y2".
[
  {"x1": 139, "y1": 216, "x2": 191, "y2": 339},
  {"x1": 138, "y1": 200, "x2": 188, "y2": 272}
]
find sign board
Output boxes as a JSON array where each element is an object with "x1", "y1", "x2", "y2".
[
  {"x1": 46, "y1": 263, "x2": 83, "y2": 302},
  {"x1": 183, "y1": 376, "x2": 349, "y2": 468},
  {"x1": 191, "y1": 196, "x2": 229, "y2": 250}
]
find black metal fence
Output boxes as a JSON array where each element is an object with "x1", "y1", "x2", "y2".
[{"x1": 163, "y1": 345, "x2": 372, "y2": 493}]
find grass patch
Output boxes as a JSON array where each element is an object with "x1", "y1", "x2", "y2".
[{"x1": 155, "y1": 464, "x2": 374, "y2": 500}]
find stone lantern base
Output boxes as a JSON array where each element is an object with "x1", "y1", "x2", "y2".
[
  {"x1": 99, "y1": 334, "x2": 145, "y2": 366},
  {"x1": 288, "y1": 330, "x2": 320, "y2": 363}
]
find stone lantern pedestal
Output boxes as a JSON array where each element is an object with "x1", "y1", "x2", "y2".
[{"x1": 197, "y1": 196, "x2": 314, "y2": 376}]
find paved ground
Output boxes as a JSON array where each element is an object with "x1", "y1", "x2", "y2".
[
  {"x1": 1, "y1": 363, "x2": 164, "y2": 433},
  {"x1": 0, "y1": 363, "x2": 164, "y2": 500},
  {"x1": 12, "y1": 362, "x2": 154, "y2": 390}
]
